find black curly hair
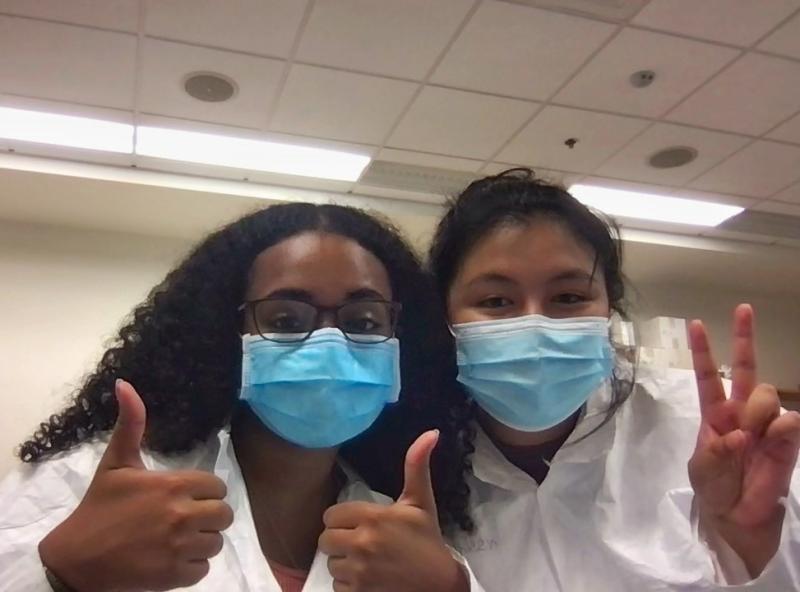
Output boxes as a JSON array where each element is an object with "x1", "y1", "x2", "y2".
[
  {"x1": 19, "y1": 202, "x2": 474, "y2": 532},
  {"x1": 429, "y1": 168, "x2": 634, "y2": 438}
]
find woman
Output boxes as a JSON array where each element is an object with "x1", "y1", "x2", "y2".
[
  {"x1": 0, "y1": 203, "x2": 474, "y2": 592},
  {"x1": 428, "y1": 169, "x2": 800, "y2": 590}
]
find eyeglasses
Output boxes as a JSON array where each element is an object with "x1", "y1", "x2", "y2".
[{"x1": 239, "y1": 298, "x2": 401, "y2": 344}]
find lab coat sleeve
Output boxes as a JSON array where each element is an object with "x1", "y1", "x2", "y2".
[
  {"x1": 665, "y1": 483, "x2": 800, "y2": 590},
  {"x1": 0, "y1": 451, "x2": 95, "y2": 592},
  {"x1": 448, "y1": 545, "x2": 488, "y2": 592}
]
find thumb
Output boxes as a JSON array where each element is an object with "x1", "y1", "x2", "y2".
[
  {"x1": 98, "y1": 379, "x2": 147, "y2": 471},
  {"x1": 397, "y1": 430, "x2": 439, "y2": 521}
]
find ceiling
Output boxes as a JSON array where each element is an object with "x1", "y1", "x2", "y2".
[
  {"x1": 1, "y1": 0, "x2": 800, "y2": 281},
  {"x1": 2, "y1": 154, "x2": 800, "y2": 297}
]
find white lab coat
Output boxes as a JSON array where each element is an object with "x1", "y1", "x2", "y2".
[
  {"x1": 0, "y1": 429, "x2": 395, "y2": 592},
  {"x1": 449, "y1": 367, "x2": 800, "y2": 591}
]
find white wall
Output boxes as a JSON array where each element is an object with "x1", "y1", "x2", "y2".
[
  {"x1": 0, "y1": 220, "x2": 189, "y2": 476},
  {"x1": 2, "y1": 221, "x2": 799, "y2": 478},
  {"x1": 631, "y1": 283, "x2": 800, "y2": 392}
]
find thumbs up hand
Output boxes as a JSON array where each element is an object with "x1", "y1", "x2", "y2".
[
  {"x1": 319, "y1": 430, "x2": 469, "y2": 592},
  {"x1": 38, "y1": 380, "x2": 234, "y2": 592}
]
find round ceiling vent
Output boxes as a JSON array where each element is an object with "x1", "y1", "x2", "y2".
[
  {"x1": 648, "y1": 146, "x2": 698, "y2": 169},
  {"x1": 184, "y1": 72, "x2": 237, "y2": 102}
]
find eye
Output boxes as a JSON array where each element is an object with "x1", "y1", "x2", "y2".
[
  {"x1": 477, "y1": 296, "x2": 513, "y2": 309},
  {"x1": 264, "y1": 312, "x2": 304, "y2": 332},
  {"x1": 342, "y1": 315, "x2": 380, "y2": 333},
  {"x1": 553, "y1": 293, "x2": 588, "y2": 305}
]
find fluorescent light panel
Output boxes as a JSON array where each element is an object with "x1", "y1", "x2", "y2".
[
  {"x1": 0, "y1": 107, "x2": 134, "y2": 153},
  {"x1": 136, "y1": 126, "x2": 370, "y2": 182},
  {"x1": 569, "y1": 184, "x2": 743, "y2": 227}
]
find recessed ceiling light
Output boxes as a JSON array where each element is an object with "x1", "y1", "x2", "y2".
[
  {"x1": 569, "y1": 183, "x2": 743, "y2": 227},
  {"x1": 135, "y1": 126, "x2": 371, "y2": 181},
  {"x1": 184, "y1": 72, "x2": 237, "y2": 102},
  {"x1": 649, "y1": 146, "x2": 698, "y2": 169},
  {"x1": 0, "y1": 107, "x2": 133, "y2": 153}
]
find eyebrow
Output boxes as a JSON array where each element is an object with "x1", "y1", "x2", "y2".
[
  {"x1": 464, "y1": 273, "x2": 517, "y2": 288},
  {"x1": 345, "y1": 288, "x2": 389, "y2": 301},
  {"x1": 465, "y1": 269, "x2": 595, "y2": 288},
  {"x1": 550, "y1": 269, "x2": 596, "y2": 283},
  {"x1": 263, "y1": 288, "x2": 313, "y2": 302},
  {"x1": 260, "y1": 287, "x2": 389, "y2": 303}
]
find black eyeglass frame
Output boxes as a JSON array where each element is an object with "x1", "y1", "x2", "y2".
[{"x1": 238, "y1": 297, "x2": 402, "y2": 343}]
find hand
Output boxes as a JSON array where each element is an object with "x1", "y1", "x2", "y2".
[
  {"x1": 319, "y1": 430, "x2": 468, "y2": 592},
  {"x1": 38, "y1": 380, "x2": 234, "y2": 592},
  {"x1": 688, "y1": 304, "x2": 800, "y2": 574}
]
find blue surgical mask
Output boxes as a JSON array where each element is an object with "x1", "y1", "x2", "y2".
[
  {"x1": 453, "y1": 314, "x2": 614, "y2": 432},
  {"x1": 240, "y1": 328, "x2": 400, "y2": 448}
]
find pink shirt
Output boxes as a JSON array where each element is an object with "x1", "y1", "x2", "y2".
[{"x1": 268, "y1": 559, "x2": 309, "y2": 592}]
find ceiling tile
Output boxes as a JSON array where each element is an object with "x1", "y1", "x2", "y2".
[
  {"x1": 632, "y1": 0, "x2": 800, "y2": 47},
  {"x1": 768, "y1": 111, "x2": 800, "y2": 144},
  {"x1": 144, "y1": 0, "x2": 307, "y2": 57},
  {"x1": 431, "y1": 1, "x2": 615, "y2": 100},
  {"x1": 0, "y1": 16, "x2": 136, "y2": 109},
  {"x1": 270, "y1": 65, "x2": 417, "y2": 144},
  {"x1": 352, "y1": 183, "x2": 446, "y2": 205},
  {"x1": 667, "y1": 53, "x2": 800, "y2": 136},
  {"x1": 596, "y1": 123, "x2": 750, "y2": 186},
  {"x1": 753, "y1": 199, "x2": 800, "y2": 213},
  {"x1": 296, "y1": 0, "x2": 474, "y2": 80},
  {"x1": 0, "y1": 0, "x2": 139, "y2": 31},
  {"x1": 554, "y1": 29, "x2": 738, "y2": 118},
  {"x1": 497, "y1": 106, "x2": 648, "y2": 173},
  {"x1": 759, "y1": 11, "x2": 800, "y2": 58},
  {"x1": 505, "y1": 0, "x2": 648, "y2": 21},
  {"x1": 377, "y1": 148, "x2": 483, "y2": 172},
  {"x1": 773, "y1": 180, "x2": 800, "y2": 203},
  {"x1": 482, "y1": 163, "x2": 584, "y2": 187},
  {"x1": 689, "y1": 140, "x2": 800, "y2": 197},
  {"x1": 139, "y1": 39, "x2": 283, "y2": 129},
  {"x1": 387, "y1": 86, "x2": 537, "y2": 160}
]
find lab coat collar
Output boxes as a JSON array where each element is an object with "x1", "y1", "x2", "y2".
[
  {"x1": 209, "y1": 428, "x2": 390, "y2": 591},
  {"x1": 212, "y1": 427, "x2": 387, "y2": 505},
  {"x1": 472, "y1": 381, "x2": 618, "y2": 492}
]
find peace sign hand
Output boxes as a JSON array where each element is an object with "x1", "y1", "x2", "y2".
[{"x1": 688, "y1": 304, "x2": 800, "y2": 575}]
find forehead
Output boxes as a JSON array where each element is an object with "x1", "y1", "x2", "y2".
[
  {"x1": 246, "y1": 231, "x2": 392, "y2": 300},
  {"x1": 455, "y1": 219, "x2": 600, "y2": 283}
]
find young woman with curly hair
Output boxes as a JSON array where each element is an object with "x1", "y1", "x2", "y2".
[{"x1": 0, "y1": 203, "x2": 477, "y2": 592}]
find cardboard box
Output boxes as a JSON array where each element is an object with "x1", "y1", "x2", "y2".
[
  {"x1": 638, "y1": 316, "x2": 689, "y2": 350},
  {"x1": 639, "y1": 346, "x2": 694, "y2": 370},
  {"x1": 611, "y1": 319, "x2": 636, "y2": 347}
]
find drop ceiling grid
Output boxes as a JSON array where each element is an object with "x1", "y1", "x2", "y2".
[
  {"x1": 574, "y1": 3, "x2": 800, "y2": 207},
  {"x1": 668, "y1": 5, "x2": 800, "y2": 208},
  {"x1": 0, "y1": 1, "x2": 800, "y2": 206},
  {"x1": 260, "y1": 0, "x2": 317, "y2": 133}
]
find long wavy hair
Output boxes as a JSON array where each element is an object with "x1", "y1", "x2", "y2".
[{"x1": 19, "y1": 203, "x2": 474, "y2": 532}]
